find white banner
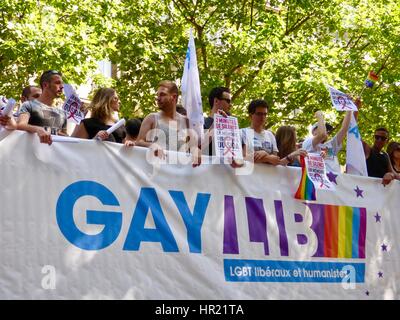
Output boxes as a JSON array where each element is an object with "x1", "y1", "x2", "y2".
[
  {"x1": 213, "y1": 114, "x2": 243, "y2": 161},
  {"x1": 328, "y1": 86, "x2": 358, "y2": 111},
  {"x1": 0, "y1": 131, "x2": 399, "y2": 299}
]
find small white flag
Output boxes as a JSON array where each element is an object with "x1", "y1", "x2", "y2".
[
  {"x1": 328, "y1": 86, "x2": 358, "y2": 111},
  {"x1": 346, "y1": 112, "x2": 368, "y2": 176},
  {"x1": 181, "y1": 29, "x2": 204, "y2": 142},
  {"x1": 62, "y1": 84, "x2": 85, "y2": 124}
]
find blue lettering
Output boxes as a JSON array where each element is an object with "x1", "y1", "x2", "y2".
[
  {"x1": 169, "y1": 190, "x2": 210, "y2": 253},
  {"x1": 56, "y1": 181, "x2": 122, "y2": 250},
  {"x1": 123, "y1": 188, "x2": 179, "y2": 252}
]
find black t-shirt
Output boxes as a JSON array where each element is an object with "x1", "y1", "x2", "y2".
[
  {"x1": 82, "y1": 118, "x2": 126, "y2": 143},
  {"x1": 366, "y1": 149, "x2": 389, "y2": 178}
]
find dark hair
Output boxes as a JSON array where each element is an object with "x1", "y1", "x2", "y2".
[
  {"x1": 125, "y1": 118, "x2": 142, "y2": 138},
  {"x1": 208, "y1": 87, "x2": 230, "y2": 108},
  {"x1": 21, "y1": 85, "x2": 40, "y2": 99},
  {"x1": 39, "y1": 70, "x2": 62, "y2": 88},
  {"x1": 176, "y1": 104, "x2": 187, "y2": 116},
  {"x1": 375, "y1": 127, "x2": 389, "y2": 135},
  {"x1": 248, "y1": 99, "x2": 269, "y2": 114}
]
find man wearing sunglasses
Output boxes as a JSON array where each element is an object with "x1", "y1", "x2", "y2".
[
  {"x1": 363, "y1": 128, "x2": 399, "y2": 183},
  {"x1": 203, "y1": 87, "x2": 232, "y2": 157},
  {"x1": 17, "y1": 70, "x2": 67, "y2": 145}
]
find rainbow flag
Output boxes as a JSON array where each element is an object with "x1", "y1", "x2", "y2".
[
  {"x1": 365, "y1": 70, "x2": 379, "y2": 88},
  {"x1": 307, "y1": 204, "x2": 367, "y2": 259},
  {"x1": 295, "y1": 156, "x2": 316, "y2": 201}
]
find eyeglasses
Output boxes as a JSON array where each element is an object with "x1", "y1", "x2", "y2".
[
  {"x1": 254, "y1": 112, "x2": 268, "y2": 117},
  {"x1": 374, "y1": 135, "x2": 388, "y2": 141}
]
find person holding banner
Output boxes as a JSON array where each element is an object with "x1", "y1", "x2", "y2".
[
  {"x1": 202, "y1": 87, "x2": 232, "y2": 156},
  {"x1": 17, "y1": 70, "x2": 67, "y2": 145},
  {"x1": 275, "y1": 125, "x2": 307, "y2": 167},
  {"x1": 136, "y1": 81, "x2": 200, "y2": 165},
  {"x1": 241, "y1": 99, "x2": 280, "y2": 165},
  {"x1": 72, "y1": 88, "x2": 126, "y2": 143},
  {"x1": 302, "y1": 110, "x2": 351, "y2": 173}
]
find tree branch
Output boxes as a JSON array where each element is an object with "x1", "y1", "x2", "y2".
[{"x1": 232, "y1": 60, "x2": 265, "y2": 100}]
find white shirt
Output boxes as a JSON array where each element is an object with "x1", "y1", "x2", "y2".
[
  {"x1": 241, "y1": 128, "x2": 278, "y2": 154},
  {"x1": 302, "y1": 135, "x2": 342, "y2": 173}
]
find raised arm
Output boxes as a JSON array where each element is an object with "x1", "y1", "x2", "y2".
[
  {"x1": 336, "y1": 111, "x2": 352, "y2": 145},
  {"x1": 311, "y1": 111, "x2": 328, "y2": 148}
]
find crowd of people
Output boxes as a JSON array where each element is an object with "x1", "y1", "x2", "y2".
[{"x1": 0, "y1": 70, "x2": 399, "y2": 185}]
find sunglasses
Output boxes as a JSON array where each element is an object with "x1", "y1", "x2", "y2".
[
  {"x1": 220, "y1": 97, "x2": 231, "y2": 104},
  {"x1": 374, "y1": 135, "x2": 388, "y2": 141}
]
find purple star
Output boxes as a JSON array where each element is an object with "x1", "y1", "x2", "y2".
[
  {"x1": 374, "y1": 212, "x2": 381, "y2": 222},
  {"x1": 354, "y1": 186, "x2": 364, "y2": 198},
  {"x1": 378, "y1": 271, "x2": 383, "y2": 278},
  {"x1": 381, "y1": 243, "x2": 388, "y2": 251},
  {"x1": 365, "y1": 290, "x2": 370, "y2": 296},
  {"x1": 327, "y1": 171, "x2": 338, "y2": 184}
]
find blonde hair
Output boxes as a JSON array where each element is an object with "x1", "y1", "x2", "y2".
[
  {"x1": 89, "y1": 88, "x2": 117, "y2": 121},
  {"x1": 276, "y1": 125, "x2": 297, "y2": 158}
]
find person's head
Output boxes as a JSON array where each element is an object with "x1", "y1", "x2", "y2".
[
  {"x1": 176, "y1": 104, "x2": 187, "y2": 116},
  {"x1": 248, "y1": 99, "x2": 269, "y2": 129},
  {"x1": 387, "y1": 141, "x2": 400, "y2": 164},
  {"x1": 276, "y1": 125, "x2": 297, "y2": 158},
  {"x1": 125, "y1": 118, "x2": 142, "y2": 141},
  {"x1": 39, "y1": 70, "x2": 64, "y2": 99},
  {"x1": 311, "y1": 122, "x2": 333, "y2": 137},
  {"x1": 373, "y1": 127, "x2": 389, "y2": 151},
  {"x1": 208, "y1": 87, "x2": 231, "y2": 114},
  {"x1": 21, "y1": 85, "x2": 42, "y2": 102},
  {"x1": 156, "y1": 80, "x2": 179, "y2": 111},
  {"x1": 89, "y1": 88, "x2": 120, "y2": 121}
]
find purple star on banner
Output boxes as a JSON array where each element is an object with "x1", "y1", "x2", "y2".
[
  {"x1": 378, "y1": 271, "x2": 383, "y2": 278},
  {"x1": 354, "y1": 185, "x2": 364, "y2": 198},
  {"x1": 365, "y1": 291, "x2": 370, "y2": 296},
  {"x1": 381, "y1": 243, "x2": 388, "y2": 251},
  {"x1": 327, "y1": 171, "x2": 338, "y2": 184},
  {"x1": 374, "y1": 212, "x2": 381, "y2": 222}
]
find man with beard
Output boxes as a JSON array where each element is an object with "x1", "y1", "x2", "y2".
[
  {"x1": 136, "y1": 80, "x2": 200, "y2": 165},
  {"x1": 17, "y1": 70, "x2": 67, "y2": 145}
]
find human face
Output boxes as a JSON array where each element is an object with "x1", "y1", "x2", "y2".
[
  {"x1": 373, "y1": 130, "x2": 389, "y2": 150},
  {"x1": 216, "y1": 91, "x2": 232, "y2": 114},
  {"x1": 46, "y1": 74, "x2": 64, "y2": 98},
  {"x1": 111, "y1": 94, "x2": 120, "y2": 111},
  {"x1": 251, "y1": 106, "x2": 268, "y2": 129},
  {"x1": 156, "y1": 86, "x2": 176, "y2": 111},
  {"x1": 28, "y1": 87, "x2": 42, "y2": 101}
]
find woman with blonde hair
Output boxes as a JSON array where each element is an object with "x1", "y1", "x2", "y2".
[
  {"x1": 275, "y1": 125, "x2": 307, "y2": 167},
  {"x1": 72, "y1": 87, "x2": 126, "y2": 143}
]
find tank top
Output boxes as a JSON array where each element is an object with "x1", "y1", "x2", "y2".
[{"x1": 151, "y1": 112, "x2": 189, "y2": 152}]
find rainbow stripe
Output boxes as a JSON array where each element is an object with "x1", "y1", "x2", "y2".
[
  {"x1": 365, "y1": 70, "x2": 379, "y2": 88},
  {"x1": 308, "y1": 204, "x2": 366, "y2": 259},
  {"x1": 295, "y1": 156, "x2": 316, "y2": 201}
]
